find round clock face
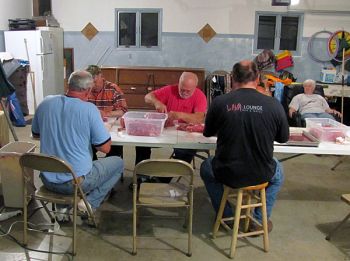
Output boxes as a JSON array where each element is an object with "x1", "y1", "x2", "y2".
[{"x1": 328, "y1": 30, "x2": 350, "y2": 61}]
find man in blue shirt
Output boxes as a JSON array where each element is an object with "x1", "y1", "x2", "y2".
[{"x1": 32, "y1": 70, "x2": 123, "y2": 218}]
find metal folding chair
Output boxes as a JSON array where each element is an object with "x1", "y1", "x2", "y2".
[
  {"x1": 132, "y1": 159, "x2": 194, "y2": 256},
  {"x1": 19, "y1": 152, "x2": 96, "y2": 256}
]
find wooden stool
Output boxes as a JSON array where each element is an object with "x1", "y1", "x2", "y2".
[{"x1": 212, "y1": 182, "x2": 269, "y2": 258}]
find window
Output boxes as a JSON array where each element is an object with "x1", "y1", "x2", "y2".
[
  {"x1": 254, "y1": 12, "x2": 303, "y2": 55},
  {"x1": 115, "y1": 9, "x2": 162, "y2": 49}
]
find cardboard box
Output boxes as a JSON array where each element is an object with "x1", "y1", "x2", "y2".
[
  {"x1": 0, "y1": 142, "x2": 36, "y2": 208},
  {"x1": 320, "y1": 69, "x2": 336, "y2": 83},
  {"x1": 35, "y1": 19, "x2": 47, "y2": 27}
]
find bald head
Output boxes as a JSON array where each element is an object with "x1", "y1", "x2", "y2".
[
  {"x1": 178, "y1": 72, "x2": 198, "y2": 99},
  {"x1": 232, "y1": 60, "x2": 259, "y2": 86}
]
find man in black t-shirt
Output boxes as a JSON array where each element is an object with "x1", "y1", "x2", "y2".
[{"x1": 200, "y1": 60, "x2": 289, "y2": 232}]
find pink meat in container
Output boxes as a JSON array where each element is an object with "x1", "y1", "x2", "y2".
[
  {"x1": 122, "y1": 111, "x2": 168, "y2": 137},
  {"x1": 305, "y1": 118, "x2": 348, "y2": 142}
]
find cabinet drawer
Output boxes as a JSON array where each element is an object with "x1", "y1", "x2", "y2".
[
  {"x1": 120, "y1": 85, "x2": 155, "y2": 95},
  {"x1": 124, "y1": 94, "x2": 153, "y2": 110},
  {"x1": 116, "y1": 67, "x2": 205, "y2": 89},
  {"x1": 118, "y1": 69, "x2": 154, "y2": 85},
  {"x1": 153, "y1": 70, "x2": 205, "y2": 89},
  {"x1": 101, "y1": 68, "x2": 117, "y2": 83},
  {"x1": 153, "y1": 71, "x2": 182, "y2": 86}
]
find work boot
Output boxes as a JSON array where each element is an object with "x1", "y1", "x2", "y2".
[{"x1": 249, "y1": 220, "x2": 273, "y2": 234}]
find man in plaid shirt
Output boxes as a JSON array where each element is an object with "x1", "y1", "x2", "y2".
[{"x1": 86, "y1": 65, "x2": 127, "y2": 160}]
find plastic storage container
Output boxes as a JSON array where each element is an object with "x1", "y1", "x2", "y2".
[
  {"x1": 305, "y1": 118, "x2": 347, "y2": 142},
  {"x1": 122, "y1": 111, "x2": 168, "y2": 137},
  {"x1": 320, "y1": 69, "x2": 336, "y2": 83}
]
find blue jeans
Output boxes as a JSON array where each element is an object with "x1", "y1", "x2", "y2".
[
  {"x1": 200, "y1": 156, "x2": 284, "y2": 223},
  {"x1": 301, "y1": 113, "x2": 335, "y2": 120},
  {"x1": 40, "y1": 156, "x2": 124, "y2": 210}
]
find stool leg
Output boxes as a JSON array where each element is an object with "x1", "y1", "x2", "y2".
[
  {"x1": 244, "y1": 192, "x2": 252, "y2": 232},
  {"x1": 230, "y1": 189, "x2": 243, "y2": 258},
  {"x1": 212, "y1": 186, "x2": 230, "y2": 238},
  {"x1": 260, "y1": 188, "x2": 269, "y2": 252},
  {"x1": 326, "y1": 212, "x2": 350, "y2": 240}
]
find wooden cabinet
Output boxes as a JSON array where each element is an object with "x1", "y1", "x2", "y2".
[
  {"x1": 101, "y1": 66, "x2": 206, "y2": 109},
  {"x1": 100, "y1": 67, "x2": 117, "y2": 83}
]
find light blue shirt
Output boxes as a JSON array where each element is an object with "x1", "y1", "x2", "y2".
[{"x1": 32, "y1": 95, "x2": 111, "y2": 183}]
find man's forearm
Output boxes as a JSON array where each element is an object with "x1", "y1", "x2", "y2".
[
  {"x1": 288, "y1": 108, "x2": 296, "y2": 118},
  {"x1": 105, "y1": 109, "x2": 125, "y2": 118},
  {"x1": 173, "y1": 112, "x2": 205, "y2": 124},
  {"x1": 326, "y1": 108, "x2": 342, "y2": 116},
  {"x1": 145, "y1": 92, "x2": 158, "y2": 105},
  {"x1": 145, "y1": 92, "x2": 167, "y2": 112}
]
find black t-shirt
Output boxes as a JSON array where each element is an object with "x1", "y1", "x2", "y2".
[{"x1": 204, "y1": 88, "x2": 289, "y2": 188}]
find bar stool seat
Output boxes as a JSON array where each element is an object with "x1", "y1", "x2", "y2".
[{"x1": 212, "y1": 182, "x2": 269, "y2": 258}]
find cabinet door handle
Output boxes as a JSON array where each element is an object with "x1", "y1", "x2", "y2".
[
  {"x1": 130, "y1": 87, "x2": 136, "y2": 91},
  {"x1": 147, "y1": 87, "x2": 153, "y2": 91}
]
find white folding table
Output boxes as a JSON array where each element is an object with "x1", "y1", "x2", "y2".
[{"x1": 108, "y1": 122, "x2": 350, "y2": 156}]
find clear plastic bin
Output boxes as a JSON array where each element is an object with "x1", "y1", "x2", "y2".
[
  {"x1": 305, "y1": 118, "x2": 348, "y2": 142},
  {"x1": 122, "y1": 111, "x2": 168, "y2": 137}
]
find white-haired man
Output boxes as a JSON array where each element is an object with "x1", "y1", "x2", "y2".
[{"x1": 289, "y1": 79, "x2": 341, "y2": 120}]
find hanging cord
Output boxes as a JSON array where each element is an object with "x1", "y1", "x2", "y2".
[{"x1": 308, "y1": 30, "x2": 338, "y2": 63}]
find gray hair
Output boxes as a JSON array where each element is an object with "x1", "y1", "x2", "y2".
[
  {"x1": 179, "y1": 72, "x2": 198, "y2": 86},
  {"x1": 303, "y1": 79, "x2": 316, "y2": 88},
  {"x1": 68, "y1": 70, "x2": 94, "y2": 91}
]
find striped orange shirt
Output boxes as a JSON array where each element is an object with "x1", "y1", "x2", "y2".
[{"x1": 88, "y1": 81, "x2": 128, "y2": 113}]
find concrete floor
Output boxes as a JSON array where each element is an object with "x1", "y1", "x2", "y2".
[{"x1": 0, "y1": 124, "x2": 350, "y2": 261}]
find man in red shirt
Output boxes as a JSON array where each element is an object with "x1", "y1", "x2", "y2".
[
  {"x1": 135, "y1": 72, "x2": 207, "y2": 181},
  {"x1": 86, "y1": 65, "x2": 128, "y2": 160}
]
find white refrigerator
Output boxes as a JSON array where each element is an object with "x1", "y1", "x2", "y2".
[{"x1": 4, "y1": 27, "x2": 64, "y2": 115}]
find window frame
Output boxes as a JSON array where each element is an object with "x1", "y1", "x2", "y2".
[
  {"x1": 115, "y1": 8, "x2": 162, "y2": 50},
  {"x1": 254, "y1": 11, "x2": 304, "y2": 56}
]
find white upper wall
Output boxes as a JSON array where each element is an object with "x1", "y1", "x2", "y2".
[
  {"x1": 51, "y1": 0, "x2": 350, "y2": 36},
  {"x1": 1, "y1": 0, "x2": 349, "y2": 36},
  {"x1": 0, "y1": 0, "x2": 32, "y2": 30}
]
